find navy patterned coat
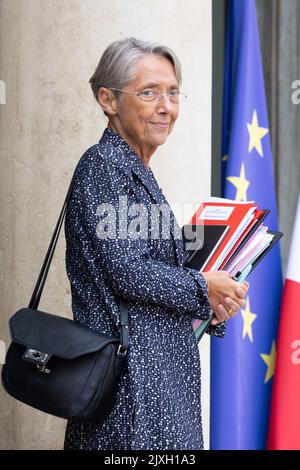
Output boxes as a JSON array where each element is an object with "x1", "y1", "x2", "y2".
[{"x1": 64, "y1": 127, "x2": 225, "y2": 450}]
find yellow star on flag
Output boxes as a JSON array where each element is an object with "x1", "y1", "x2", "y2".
[
  {"x1": 241, "y1": 297, "x2": 257, "y2": 342},
  {"x1": 261, "y1": 341, "x2": 276, "y2": 384},
  {"x1": 226, "y1": 162, "x2": 250, "y2": 201},
  {"x1": 247, "y1": 110, "x2": 269, "y2": 157},
  {"x1": 222, "y1": 154, "x2": 228, "y2": 162}
]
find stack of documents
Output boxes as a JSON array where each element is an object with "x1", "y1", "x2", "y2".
[
  {"x1": 183, "y1": 197, "x2": 282, "y2": 281},
  {"x1": 182, "y1": 198, "x2": 283, "y2": 341}
]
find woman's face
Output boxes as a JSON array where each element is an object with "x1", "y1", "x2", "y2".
[{"x1": 112, "y1": 54, "x2": 180, "y2": 151}]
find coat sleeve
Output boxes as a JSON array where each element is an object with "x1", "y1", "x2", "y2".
[{"x1": 71, "y1": 160, "x2": 213, "y2": 322}]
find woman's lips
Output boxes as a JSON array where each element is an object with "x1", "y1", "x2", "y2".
[{"x1": 149, "y1": 122, "x2": 169, "y2": 129}]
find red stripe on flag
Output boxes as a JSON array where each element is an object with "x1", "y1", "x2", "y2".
[{"x1": 268, "y1": 278, "x2": 300, "y2": 449}]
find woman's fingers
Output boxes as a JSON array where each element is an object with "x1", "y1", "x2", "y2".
[
  {"x1": 235, "y1": 281, "x2": 249, "y2": 299},
  {"x1": 215, "y1": 304, "x2": 230, "y2": 322},
  {"x1": 236, "y1": 287, "x2": 246, "y2": 298},
  {"x1": 204, "y1": 271, "x2": 251, "y2": 325},
  {"x1": 224, "y1": 297, "x2": 245, "y2": 313},
  {"x1": 211, "y1": 294, "x2": 246, "y2": 325}
]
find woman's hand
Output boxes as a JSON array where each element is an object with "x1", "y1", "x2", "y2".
[{"x1": 201, "y1": 271, "x2": 249, "y2": 325}]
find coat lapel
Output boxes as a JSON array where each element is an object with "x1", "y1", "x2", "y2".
[{"x1": 99, "y1": 128, "x2": 183, "y2": 265}]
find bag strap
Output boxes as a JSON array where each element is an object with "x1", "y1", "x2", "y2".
[{"x1": 28, "y1": 173, "x2": 129, "y2": 355}]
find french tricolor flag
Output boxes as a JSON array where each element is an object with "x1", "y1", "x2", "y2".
[{"x1": 268, "y1": 195, "x2": 300, "y2": 449}]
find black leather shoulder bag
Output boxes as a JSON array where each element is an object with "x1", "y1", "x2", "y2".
[{"x1": 1, "y1": 175, "x2": 129, "y2": 423}]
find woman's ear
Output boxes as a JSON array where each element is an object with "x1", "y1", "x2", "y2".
[{"x1": 98, "y1": 87, "x2": 118, "y2": 116}]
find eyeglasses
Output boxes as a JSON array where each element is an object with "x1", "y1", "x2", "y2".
[{"x1": 109, "y1": 87, "x2": 187, "y2": 103}]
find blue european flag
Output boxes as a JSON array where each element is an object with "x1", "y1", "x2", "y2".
[{"x1": 210, "y1": 0, "x2": 283, "y2": 449}]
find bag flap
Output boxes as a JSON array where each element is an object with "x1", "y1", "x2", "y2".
[{"x1": 9, "y1": 308, "x2": 119, "y2": 361}]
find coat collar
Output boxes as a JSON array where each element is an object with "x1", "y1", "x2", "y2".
[
  {"x1": 99, "y1": 127, "x2": 182, "y2": 265},
  {"x1": 99, "y1": 127, "x2": 166, "y2": 207}
]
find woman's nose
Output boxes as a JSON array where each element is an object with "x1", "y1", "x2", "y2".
[{"x1": 155, "y1": 95, "x2": 174, "y2": 112}]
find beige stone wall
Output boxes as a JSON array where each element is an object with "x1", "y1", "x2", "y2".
[{"x1": 0, "y1": 0, "x2": 212, "y2": 449}]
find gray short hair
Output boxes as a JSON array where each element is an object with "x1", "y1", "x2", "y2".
[{"x1": 89, "y1": 37, "x2": 182, "y2": 104}]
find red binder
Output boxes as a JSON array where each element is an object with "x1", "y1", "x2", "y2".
[{"x1": 190, "y1": 200, "x2": 256, "y2": 271}]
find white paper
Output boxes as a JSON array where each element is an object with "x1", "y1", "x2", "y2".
[{"x1": 199, "y1": 205, "x2": 234, "y2": 221}]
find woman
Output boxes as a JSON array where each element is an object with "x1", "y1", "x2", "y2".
[{"x1": 64, "y1": 37, "x2": 249, "y2": 450}]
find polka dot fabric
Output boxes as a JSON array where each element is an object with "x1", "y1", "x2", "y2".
[{"x1": 64, "y1": 127, "x2": 225, "y2": 450}]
